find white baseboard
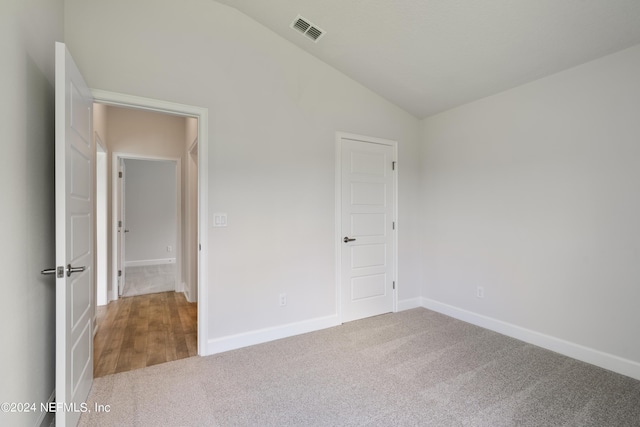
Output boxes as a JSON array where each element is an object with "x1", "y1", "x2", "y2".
[
  {"x1": 207, "y1": 314, "x2": 341, "y2": 355},
  {"x1": 421, "y1": 297, "x2": 640, "y2": 381},
  {"x1": 125, "y1": 258, "x2": 176, "y2": 267},
  {"x1": 397, "y1": 297, "x2": 423, "y2": 312},
  {"x1": 183, "y1": 283, "x2": 197, "y2": 303}
]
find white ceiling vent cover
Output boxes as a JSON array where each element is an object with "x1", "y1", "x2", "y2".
[{"x1": 290, "y1": 15, "x2": 325, "y2": 43}]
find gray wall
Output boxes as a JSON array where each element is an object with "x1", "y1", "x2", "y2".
[
  {"x1": 2, "y1": 2, "x2": 640, "y2": 420},
  {"x1": 124, "y1": 159, "x2": 177, "y2": 264},
  {"x1": 0, "y1": 0, "x2": 63, "y2": 426},
  {"x1": 65, "y1": 0, "x2": 423, "y2": 344},
  {"x1": 421, "y1": 44, "x2": 640, "y2": 370}
]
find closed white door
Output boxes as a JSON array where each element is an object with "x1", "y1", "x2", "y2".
[
  {"x1": 340, "y1": 135, "x2": 396, "y2": 323},
  {"x1": 54, "y1": 42, "x2": 94, "y2": 427}
]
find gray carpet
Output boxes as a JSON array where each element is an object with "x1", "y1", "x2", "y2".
[
  {"x1": 79, "y1": 308, "x2": 640, "y2": 426},
  {"x1": 122, "y1": 264, "x2": 176, "y2": 297}
]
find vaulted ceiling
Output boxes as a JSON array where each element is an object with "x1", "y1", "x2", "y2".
[{"x1": 214, "y1": 0, "x2": 640, "y2": 118}]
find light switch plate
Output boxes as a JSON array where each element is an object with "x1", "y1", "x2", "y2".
[{"x1": 213, "y1": 212, "x2": 227, "y2": 227}]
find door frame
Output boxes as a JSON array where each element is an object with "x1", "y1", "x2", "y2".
[
  {"x1": 117, "y1": 157, "x2": 126, "y2": 296},
  {"x1": 92, "y1": 89, "x2": 209, "y2": 356},
  {"x1": 112, "y1": 154, "x2": 181, "y2": 297},
  {"x1": 334, "y1": 132, "x2": 398, "y2": 323}
]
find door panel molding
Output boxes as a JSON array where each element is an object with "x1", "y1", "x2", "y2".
[
  {"x1": 55, "y1": 41, "x2": 94, "y2": 427},
  {"x1": 335, "y1": 132, "x2": 398, "y2": 323}
]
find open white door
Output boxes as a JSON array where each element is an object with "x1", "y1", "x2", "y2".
[{"x1": 55, "y1": 42, "x2": 94, "y2": 427}]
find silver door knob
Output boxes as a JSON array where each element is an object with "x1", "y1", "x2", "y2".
[
  {"x1": 66, "y1": 264, "x2": 86, "y2": 277},
  {"x1": 343, "y1": 237, "x2": 356, "y2": 243}
]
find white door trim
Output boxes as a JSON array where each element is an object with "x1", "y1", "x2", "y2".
[
  {"x1": 92, "y1": 89, "x2": 209, "y2": 356},
  {"x1": 335, "y1": 132, "x2": 398, "y2": 323}
]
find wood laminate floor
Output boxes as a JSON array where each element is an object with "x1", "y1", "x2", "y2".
[{"x1": 94, "y1": 291, "x2": 197, "y2": 378}]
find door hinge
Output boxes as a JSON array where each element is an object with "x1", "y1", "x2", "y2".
[
  {"x1": 392, "y1": 221, "x2": 396, "y2": 230},
  {"x1": 392, "y1": 161, "x2": 396, "y2": 171},
  {"x1": 118, "y1": 270, "x2": 122, "y2": 277},
  {"x1": 199, "y1": 244, "x2": 201, "y2": 251},
  {"x1": 393, "y1": 281, "x2": 396, "y2": 290},
  {"x1": 118, "y1": 220, "x2": 122, "y2": 228},
  {"x1": 119, "y1": 171, "x2": 123, "y2": 178}
]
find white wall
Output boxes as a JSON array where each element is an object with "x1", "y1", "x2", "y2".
[
  {"x1": 65, "y1": 0, "x2": 422, "y2": 347},
  {"x1": 94, "y1": 103, "x2": 109, "y2": 305},
  {"x1": 0, "y1": 0, "x2": 63, "y2": 426},
  {"x1": 421, "y1": 44, "x2": 640, "y2": 374},
  {"x1": 96, "y1": 147, "x2": 108, "y2": 304},
  {"x1": 124, "y1": 159, "x2": 177, "y2": 264}
]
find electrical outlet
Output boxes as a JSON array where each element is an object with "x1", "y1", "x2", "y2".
[
  {"x1": 279, "y1": 293, "x2": 287, "y2": 306},
  {"x1": 476, "y1": 286, "x2": 485, "y2": 298},
  {"x1": 167, "y1": 245, "x2": 172, "y2": 252}
]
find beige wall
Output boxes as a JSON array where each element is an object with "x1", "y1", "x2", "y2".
[
  {"x1": 185, "y1": 117, "x2": 198, "y2": 301},
  {"x1": 0, "y1": 0, "x2": 64, "y2": 425},
  {"x1": 94, "y1": 103, "x2": 108, "y2": 146},
  {"x1": 107, "y1": 107, "x2": 186, "y2": 158}
]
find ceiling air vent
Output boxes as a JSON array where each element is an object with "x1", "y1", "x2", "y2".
[{"x1": 290, "y1": 15, "x2": 325, "y2": 43}]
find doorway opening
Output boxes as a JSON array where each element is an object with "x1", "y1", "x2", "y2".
[
  {"x1": 91, "y1": 91, "x2": 208, "y2": 376},
  {"x1": 117, "y1": 156, "x2": 180, "y2": 298}
]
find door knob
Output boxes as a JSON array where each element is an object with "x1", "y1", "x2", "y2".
[
  {"x1": 41, "y1": 266, "x2": 64, "y2": 278},
  {"x1": 343, "y1": 237, "x2": 356, "y2": 243},
  {"x1": 66, "y1": 264, "x2": 86, "y2": 277}
]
